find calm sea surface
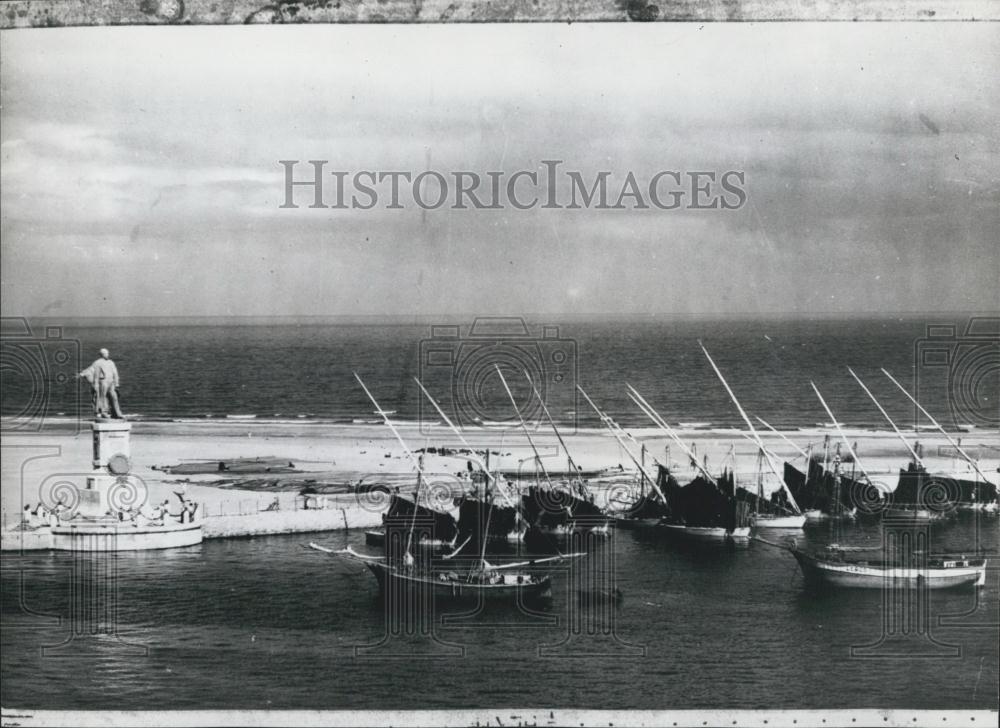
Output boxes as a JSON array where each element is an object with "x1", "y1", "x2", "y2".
[
  {"x1": 2, "y1": 518, "x2": 998, "y2": 710},
  {"x1": 3, "y1": 315, "x2": 997, "y2": 430},
  {"x1": 2, "y1": 316, "x2": 998, "y2": 710}
]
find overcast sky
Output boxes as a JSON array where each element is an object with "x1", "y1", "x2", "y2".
[{"x1": 1, "y1": 24, "x2": 997, "y2": 318}]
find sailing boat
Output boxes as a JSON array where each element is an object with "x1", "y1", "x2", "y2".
[
  {"x1": 413, "y1": 377, "x2": 526, "y2": 548},
  {"x1": 310, "y1": 542, "x2": 575, "y2": 601},
  {"x1": 578, "y1": 384, "x2": 669, "y2": 528},
  {"x1": 493, "y1": 366, "x2": 610, "y2": 538},
  {"x1": 755, "y1": 417, "x2": 836, "y2": 522},
  {"x1": 363, "y1": 480, "x2": 460, "y2": 549},
  {"x1": 700, "y1": 343, "x2": 805, "y2": 530},
  {"x1": 788, "y1": 542, "x2": 987, "y2": 590},
  {"x1": 780, "y1": 440, "x2": 871, "y2": 521},
  {"x1": 747, "y1": 447, "x2": 807, "y2": 529},
  {"x1": 808, "y1": 381, "x2": 886, "y2": 520},
  {"x1": 880, "y1": 369, "x2": 999, "y2": 515},
  {"x1": 312, "y1": 373, "x2": 581, "y2": 604},
  {"x1": 628, "y1": 385, "x2": 752, "y2": 543}
]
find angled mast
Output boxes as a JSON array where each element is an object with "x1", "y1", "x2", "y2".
[
  {"x1": 755, "y1": 416, "x2": 810, "y2": 460},
  {"x1": 525, "y1": 374, "x2": 589, "y2": 498},
  {"x1": 882, "y1": 368, "x2": 992, "y2": 484},
  {"x1": 493, "y1": 365, "x2": 555, "y2": 489},
  {"x1": 626, "y1": 384, "x2": 718, "y2": 486},
  {"x1": 699, "y1": 343, "x2": 800, "y2": 513},
  {"x1": 354, "y1": 372, "x2": 426, "y2": 563},
  {"x1": 809, "y1": 381, "x2": 873, "y2": 484},
  {"x1": 577, "y1": 385, "x2": 667, "y2": 503},
  {"x1": 412, "y1": 377, "x2": 516, "y2": 509},
  {"x1": 847, "y1": 368, "x2": 923, "y2": 467}
]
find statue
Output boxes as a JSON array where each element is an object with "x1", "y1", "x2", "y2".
[{"x1": 77, "y1": 348, "x2": 124, "y2": 419}]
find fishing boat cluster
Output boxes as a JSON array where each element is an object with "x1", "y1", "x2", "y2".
[{"x1": 308, "y1": 345, "x2": 996, "y2": 601}]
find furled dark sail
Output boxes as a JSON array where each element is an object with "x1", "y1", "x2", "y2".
[
  {"x1": 522, "y1": 485, "x2": 608, "y2": 529},
  {"x1": 656, "y1": 466, "x2": 751, "y2": 529},
  {"x1": 894, "y1": 463, "x2": 998, "y2": 508},
  {"x1": 384, "y1": 494, "x2": 458, "y2": 542},
  {"x1": 784, "y1": 460, "x2": 878, "y2": 514},
  {"x1": 624, "y1": 491, "x2": 670, "y2": 520},
  {"x1": 456, "y1": 495, "x2": 519, "y2": 546}
]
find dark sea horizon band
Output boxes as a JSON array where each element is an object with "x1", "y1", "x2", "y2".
[{"x1": 2, "y1": 316, "x2": 996, "y2": 432}]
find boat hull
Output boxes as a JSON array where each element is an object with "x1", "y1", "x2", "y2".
[
  {"x1": 657, "y1": 523, "x2": 752, "y2": 543},
  {"x1": 613, "y1": 517, "x2": 661, "y2": 530},
  {"x1": 792, "y1": 551, "x2": 987, "y2": 590},
  {"x1": 883, "y1": 508, "x2": 947, "y2": 522},
  {"x1": 754, "y1": 514, "x2": 806, "y2": 529},
  {"x1": 364, "y1": 530, "x2": 454, "y2": 549},
  {"x1": 364, "y1": 561, "x2": 553, "y2": 601},
  {"x1": 50, "y1": 521, "x2": 202, "y2": 551}
]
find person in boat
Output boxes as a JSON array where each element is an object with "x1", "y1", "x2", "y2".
[
  {"x1": 76, "y1": 348, "x2": 123, "y2": 419},
  {"x1": 152, "y1": 499, "x2": 174, "y2": 524},
  {"x1": 49, "y1": 499, "x2": 72, "y2": 525}
]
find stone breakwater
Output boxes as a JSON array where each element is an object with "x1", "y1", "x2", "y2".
[{"x1": 0, "y1": 494, "x2": 385, "y2": 551}]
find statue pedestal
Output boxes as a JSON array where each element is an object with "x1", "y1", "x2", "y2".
[
  {"x1": 72, "y1": 421, "x2": 133, "y2": 516},
  {"x1": 47, "y1": 419, "x2": 202, "y2": 552},
  {"x1": 91, "y1": 420, "x2": 131, "y2": 470}
]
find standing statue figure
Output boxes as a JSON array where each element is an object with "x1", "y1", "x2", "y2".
[{"x1": 77, "y1": 348, "x2": 124, "y2": 419}]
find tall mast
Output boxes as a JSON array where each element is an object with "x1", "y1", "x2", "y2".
[
  {"x1": 755, "y1": 416, "x2": 810, "y2": 460},
  {"x1": 640, "y1": 443, "x2": 647, "y2": 497},
  {"x1": 354, "y1": 373, "x2": 426, "y2": 563},
  {"x1": 493, "y1": 366, "x2": 555, "y2": 489},
  {"x1": 810, "y1": 381, "x2": 873, "y2": 485},
  {"x1": 882, "y1": 368, "x2": 992, "y2": 484},
  {"x1": 699, "y1": 343, "x2": 801, "y2": 513},
  {"x1": 848, "y1": 368, "x2": 923, "y2": 467},
  {"x1": 577, "y1": 385, "x2": 666, "y2": 502},
  {"x1": 525, "y1": 374, "x2": 588, "y2": 498},
  {"x1": 413, "y1": 377, "x2": 516, "y2": 508},
  {"x1": 627, "y1": 384, "x2": 718, "y2": 486}
]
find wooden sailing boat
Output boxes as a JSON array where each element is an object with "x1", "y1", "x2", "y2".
[
  {"x1": 755, "y1": 417, "x2": 829, "y2": 522},
  {"x1": 846, "y1": 368, "x2": 951, "y2": 521},
  {"x1": 700, "y1": 343, "x2": 805, "y2": 530},
  {"x1": 363, "y1": 481, "x2": 460, "y2": 549},
  {"x1": 493, "y1": 366, "x2": 609, "y2": 538},
  {"x1": 788, "y1": 543, "x2": 987, "y2": 590},
  {"x1": 314, "y1": 373, "x2": 582, "y2": 604},
  {"x1": 806, "y1": 382, "x2": 888, "y2": 520},
  {"x1": 413, "y1": 377, "x2": 526, "y2": 548},
  {"x1": 578, "y1": 385, "x2": 669, "y2": 528},
  {"x1": 309, "y1": 542, "x2": 573, "y2": 601},
  {"x1": 628, "y1": 384, "x2": 752, "y2": 543},
  {"x1": 525, "y1": 373, "x2": 612, "y2": 536},
  {"x1": 881, "y1": 369, "x2": 999, "y2": 514},
  {"x1": 746, "y1": 446, "x2": 806, "y2": 529}
]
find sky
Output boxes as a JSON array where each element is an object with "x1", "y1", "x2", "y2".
[{"x1": 1, "y1": 23, "x2": 998, "y2": 318}]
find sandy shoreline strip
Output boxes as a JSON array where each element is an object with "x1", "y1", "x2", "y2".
[{"x1": 3, "y1": 421, "x2": 998, "y2": 539}]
